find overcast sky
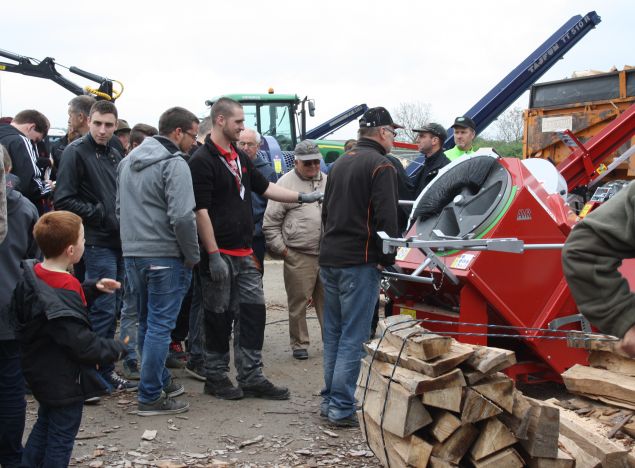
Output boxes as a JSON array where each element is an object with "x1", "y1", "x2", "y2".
[{"x1": 0, "y1": 0, "x2": 632, "y2": 140}]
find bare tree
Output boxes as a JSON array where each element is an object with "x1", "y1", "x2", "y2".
[
  {"x1": 391, "y1": 102, "x2": 432, "y2": 143},
  {"x1": 494, "y1": 106, "x2": 524, "y2": 142}
]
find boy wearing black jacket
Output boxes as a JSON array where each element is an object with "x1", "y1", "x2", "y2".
[{"x1": 10, "y1": 211, "x2": 127, "y2": 467}]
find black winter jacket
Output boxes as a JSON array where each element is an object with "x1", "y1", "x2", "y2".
[
  {"x1": 189, "y1": 136, "x2": 270, "y2": 250},
  {"x1": 413, "y1": 149, "x2": 451, "y2": 198},
  {"x1": 319, "y1": 138, "x2": 399, "y2": 268},
  {"x1": 53, "y1": 134, "x2": 122, "y2": 249},
  {"x1": 10, "y1": 260, "x2": 127, "y2": 406},
  {"x1": 0, "y1": 175, "x2": 40, "y2": 341}
]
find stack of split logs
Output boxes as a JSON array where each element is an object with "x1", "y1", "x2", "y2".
[{"x1": 357, "y1": 315, "x2": 564, "y2": 467}]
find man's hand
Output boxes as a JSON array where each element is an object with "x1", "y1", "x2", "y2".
[
  {"x1": 618, "y1": 324, "x2": 635, "y2": 358},
  {"x1": 96, "y1": 278, "x2": 121, "y2": 294},
  {"x1": 298, "y1": 190, "x2": 323, "y2": 204},
  {"x1": 208, "y1": 251, "x2": 229, "y2": 282}
]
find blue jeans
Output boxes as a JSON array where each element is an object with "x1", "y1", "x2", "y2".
[
  {"x1": 83, "y1": 245, "x2": 123, "y2": 377},
  {"x1": 0, "y1": 341, "x2": 25, "y2": 468},
  {"x1": 319, "y1": 264, "x2": 380, "y2": 420},
  {"x1": 21, "y1": 401, "x2": 83, "y2": 468},
  {"x1": 119, "y1": 277, "x2": 138, "y2": 363},
  {"x1": 124, "y1": 257, "x2": 191, "y2": 404},
  {"x1": 187, "y1": 266, "x2": 204, "y2": 366}
]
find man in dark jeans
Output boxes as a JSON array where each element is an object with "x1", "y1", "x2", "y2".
[
  {"x1": 0, "y1": 146, "x2": 39, "y2": 467},
  {"x1": 189, "y1": 97, "x2": 322, "y2": 400},
  {"x1": 54, "y1": 100, "x2": 135, "y2": 392}
]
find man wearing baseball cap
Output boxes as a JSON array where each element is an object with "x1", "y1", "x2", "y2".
[
  {"x1": 412, "y1": 123, "x2": 451, "y2": 196},
  {"x1": 445, "y1": 116, "x2": 477, "y2": 161},
  {"x1": 318, "y1": 106, "x2": 400, "y2": 427}
]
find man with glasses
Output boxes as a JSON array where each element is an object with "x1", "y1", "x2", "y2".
[
  {"x1": 412, "y1": 122, "x2": 451, "y2": 197},
  {"x1": 238, "y1": 128, "x2": 277, "y2": 269},
  {"x1": 263, "y1": 140, "x2": 326, "y2": 361},
  {"x1": 0, "y1": 109, "x2": 51, "y2": 209},
  {"x1": 117, "y1": 107, "x2": 200, "y2": 415},
  {"x1": 318, "y1": 107, "x2": 400, "y2": 427}
]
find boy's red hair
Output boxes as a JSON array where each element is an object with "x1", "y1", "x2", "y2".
[{"x1": 33, "y1": 211, "x2": 82, "y2": 258}]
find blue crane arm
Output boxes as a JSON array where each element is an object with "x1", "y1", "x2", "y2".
[
  {"x1": 305, "y1": 104, "x2": 368, "y2": 140},
  {"x1": 444, "y1": 11, "x2": 601, "y2": 149}
]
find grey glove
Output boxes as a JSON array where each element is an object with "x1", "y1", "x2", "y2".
[
  {"x1": 298, "y1": 190, "x2": 323, "y2": 204},
  {"x1": 208, "y1": 251, "x2": 229, "y2": 282}
]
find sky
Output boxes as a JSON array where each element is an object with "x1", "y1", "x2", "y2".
[{"x1": 0, "y1": 0, "x2": 632, "y2": 140}]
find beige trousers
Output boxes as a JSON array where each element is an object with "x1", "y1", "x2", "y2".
[{"x1": 283, "y1": 249, "x2": 324, "y2": 350}]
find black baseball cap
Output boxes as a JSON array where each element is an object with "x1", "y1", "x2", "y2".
[
  {"x1": 451, "y1": 116, "x2": 476, "y2": 131},
  {"x1": 412, "y1": 123, "x2": 447, "y2": 141},
  {"x1": 359, "y1": 107, "x2": 404, "y2": 129}
]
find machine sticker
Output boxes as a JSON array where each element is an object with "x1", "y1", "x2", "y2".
[
  {"x1": 451, "y1": 254, "x2": 475, "y2": 270},
  {"x1": 274, "y1": 159, "x2": 282, "y2": 174},
  {"x1": 395, "y1": 247, "x2": 410, "y2": 261},
  {"x1": 517, "y1": 208, "x2": 532, "y2": 221},
  {"x1": 400, "y1": 308, "x2": 416, "y2": 318},
  {"x1": 541, "y1": 115, "x2": 573, "y2": 133}
]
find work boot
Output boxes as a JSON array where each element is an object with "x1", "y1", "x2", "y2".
[
  {"x1": 241, "y1": 379, "x2": 290, "y2": 400},
  {"x1": 204, "y1": 376, "x2": 244, "y2": 400}
]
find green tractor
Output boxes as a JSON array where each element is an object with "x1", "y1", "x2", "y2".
[{"x1": 205, "y1": 92, "x2": 367, "y2": 174}]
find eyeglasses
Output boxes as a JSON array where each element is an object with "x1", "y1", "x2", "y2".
[
  {"x1": 182, "y1": 129, "x2": 197, "y2": 139},
  {"x1": 382, "y1": 127, "x2": 397, "y2": 137},
  {"x1": 238, "y1": 141, "x2": 258, "y2": 148},
  {"x1": 301, "y1": 159, "x2": 321, "y2": 166}
]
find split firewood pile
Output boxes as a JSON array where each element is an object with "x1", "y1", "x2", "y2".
[{"x1": 356, "y1": 316, "x2": 634, "y2": 467}]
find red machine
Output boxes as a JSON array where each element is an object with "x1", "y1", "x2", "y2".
[{"x1": 382, "y1": 103, "x2": 635, "y2": 382}]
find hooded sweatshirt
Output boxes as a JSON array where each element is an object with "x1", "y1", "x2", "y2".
[{"x1": 117, "y1": 136, "x2": 199, "y2": 266}]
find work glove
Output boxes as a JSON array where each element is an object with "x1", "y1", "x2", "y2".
[
  {"x1": 298, "y1": 190, "x2": 323, "y2": 204},
  {"x1": 208, "y1": 251, "x2": 229, "y2": 283}
]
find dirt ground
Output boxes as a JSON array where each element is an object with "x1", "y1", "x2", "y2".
[{"x1": 22, "y1": 260, "x2": 383, "y2": 468}]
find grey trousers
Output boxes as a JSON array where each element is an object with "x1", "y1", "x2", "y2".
[{"x1": 200, "y1": 253, "x2": 267, "y2": 386}]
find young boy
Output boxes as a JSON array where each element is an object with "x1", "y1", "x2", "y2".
[{"x1": 10, "y1": 211, "x2": 128, "y2": 467}]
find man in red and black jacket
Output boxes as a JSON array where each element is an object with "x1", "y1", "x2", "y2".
[
  {"x1": 318, "y1": 107, "x2": 400, "y2": 427},
  {"x1": 188, "y1": 97, "x2": 321, "y2": 401}
]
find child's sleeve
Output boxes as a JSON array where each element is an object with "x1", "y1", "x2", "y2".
[{"x1": 47, "y1": 317, "x2": 127, "y2": 366}]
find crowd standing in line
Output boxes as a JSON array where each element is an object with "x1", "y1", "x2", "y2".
[{"x1": 0, "y1": 97, "x2": 477, "y2": 465}]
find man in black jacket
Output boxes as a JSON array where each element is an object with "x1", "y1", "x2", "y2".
[
  {"x1": 0, "y1": 147, "x2": 39, "y2": 468},
  {"x1": 189, "y1": 97, "x2": 321, "y2": 401},
  {"x1": 54, "y1": 100, "x2": 134, "y2": 392},
  {"x1": 318, "y1": 107, "x2": 400, "y2": 427},
  {"x1": 0, "y1": 110, "x2": 51, "y2": 210},
  {"x1": 412, "y1": 123, "x2": 451, "y2": 198}
]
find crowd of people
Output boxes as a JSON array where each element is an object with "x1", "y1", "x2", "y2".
[{"x1": 0, "y1": 94, "x2": 478, "y2": 466}]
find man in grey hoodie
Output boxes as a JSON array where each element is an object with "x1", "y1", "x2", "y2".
[{"x1": 117, "y1": 107, "x2": 200, "y2": 416}]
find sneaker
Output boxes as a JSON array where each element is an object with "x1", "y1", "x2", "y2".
[
  {"x1": 241, "y1": 379, "x2": 290, "y2": 400},
  {"x1": 204, "y1": 376, "x2": 244, "y2": 400},
  {"x1": 185, "y1": 360, "x2": 206, "y2": 381},
  {"x1": 122, "y1": 360, "x2": 140, "y2": 380},
  {"x1": 292, "y1": 349, "x2": 308, "y2": 360},
  {"x1": 163, "y1": 378, "x2": 185, "y2": 398},
  {"x1": 166, "y1": 341, "x2": 187, "y2": 369},
  {"x1": 137, "y1": 393, "x2": 189, "y2": 416},
  {"x1": 328, "y1": 414, "x2": 359, "y2": 428},
  {"x1": 106, "y1": 371, "x2": 138, "y2": 392}
]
